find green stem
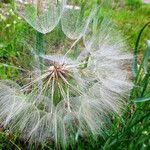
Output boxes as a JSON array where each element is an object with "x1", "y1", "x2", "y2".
[
  {"x1": 36, "y1": 31, "x2": 44, "y2": 54},
  {"x1": 36, "y1": 31, "x2": 44, "y2": 69}
]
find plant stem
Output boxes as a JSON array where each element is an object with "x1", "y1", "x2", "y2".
[
  {"x1": 36, "y1": 0, "x2": 44, "y2": 68},
  {"x1": 36, "y1": 31, "x2": 44, "y2": 69},
  {"x1": 36, "y1": 31, "x2": 44, "y2": 54},
  {"x1": 37, "y1": 0, "x2": 42, "y2": 15}
]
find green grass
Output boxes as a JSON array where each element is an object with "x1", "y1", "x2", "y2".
[
  {"x1": 103, "y1": 3, "x2": 150, "y2": 51},
  {"x1": 0, "y1": 1, "x2": 150, "y2": 150}
]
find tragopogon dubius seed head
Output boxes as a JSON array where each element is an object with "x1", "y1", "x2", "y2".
[
  {"x1": 0, "y1": 16, "x2": 133, "y2": 146},
  {"x1": 15, "y1": 0, "x2": 66, "y2": 34}
]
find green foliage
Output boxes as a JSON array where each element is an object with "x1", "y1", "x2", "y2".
[
  {"x1": 0, "y1": 0, "x2": 150, "y2": 150},
  {"x1": 104, "y1": 4, "x2": 150, "y2": 51},
  {"x1": 25, "y1": 4, "x2": 37, "y2": 19},
  {"x1": 125, "y1": 0, "x2": 142, "y2": 7},
  {"x1": 0, "y1": 2, "x2": 27, "y2": 80}
]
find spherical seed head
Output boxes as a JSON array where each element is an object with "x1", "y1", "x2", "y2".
[
  {"x1": 0, "y1": 14, "x2": 134, "y2": 147},
  {"x1": 15, "y1": 0, "x2": 67, "y2": 34}
]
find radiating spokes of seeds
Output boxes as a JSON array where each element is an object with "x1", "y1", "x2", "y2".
[{"x1": 20, "y1": 61, "x2": 85, "y2": 107}]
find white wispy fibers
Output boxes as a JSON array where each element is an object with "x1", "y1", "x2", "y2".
[
  {"x1": 0, "y1": 80, "x2": 54, "y2": 142},
  {"x1": 61, "y1": 6, "x2": 96, "y2": 41},
  {"x1": 81, "y1": 17, "x2": 133, "y2": 114},
  {"x1": 0, "y1": 18, "x2": 133, "y2": 147},
  {"x1": 15, "y1": 0, "x2": 66, "y2": 34},
  {"x1": 0, "y1": 54, "x2": 87, "y2": 146}
]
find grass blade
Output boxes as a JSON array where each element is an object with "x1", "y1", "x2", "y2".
[
  {"x1": 133, "y1": 22, "x2": 150, "y2": 76},
  {"x1": 143, "y1": 40, "x2": 150, "y2": 73},
  {"x1": 135, "y1": 97, "x2": 150, "y2": 102}
]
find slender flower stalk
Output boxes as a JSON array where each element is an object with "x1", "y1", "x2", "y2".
[
  {"x1": 36, "y1": 30, "x2": 44, "y2": 72},
  {"x1": 37, "y1": 0, "x2": 42, "y2": 15}
]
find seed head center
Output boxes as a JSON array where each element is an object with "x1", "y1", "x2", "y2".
[{"x1": 48, "y1": 63, "x2": 69, "y2": 78}]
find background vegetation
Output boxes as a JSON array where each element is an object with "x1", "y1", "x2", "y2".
[{"x1": 0, "y1": 0, "x2": 150, "y2": 149}]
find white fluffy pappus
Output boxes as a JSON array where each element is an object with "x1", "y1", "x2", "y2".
[
  {"x1": 15, "y1": 0, "x2": 67, "y2": 34},
  {"x1": 0, "y1": 18, "x2": 133, "y2": 146}
]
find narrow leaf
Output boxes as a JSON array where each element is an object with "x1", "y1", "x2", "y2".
[
  {"x1": 133, "y1": 22, "x2": 150, "y2": 76},
  {"x1": 143, "y1": 40, "x2": 150, "y2": 73},
  {"x1": 135, "y1": 97, "x2": 150, "y2": 103}
]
